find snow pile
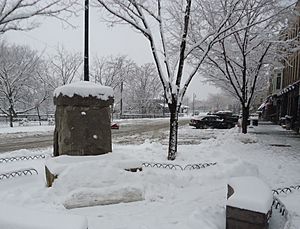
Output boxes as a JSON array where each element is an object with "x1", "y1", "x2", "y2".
[
  {"x1": 236, "y1": 134, "x2": 258, "y2": 144},
  {"x1": 53, "y1": 81, "x2": 113, "y2": 100},
  {"x1": 0, "y1": 203, "x2": 87, "y2": 229},
  {"x1": 227, "y1": 176, "x2": 273, "y2": 213},
  {"x1": 218, "y1": 128, "x2": 258, "y2": 144},
  {"x1": 46, "y1": 155, "x2": 144, "y2": 208}
]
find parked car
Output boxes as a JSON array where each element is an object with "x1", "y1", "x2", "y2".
[
  {"x1": 189, "y1": 115, "x2": 234, "y2": 129},
  {"x1": 211, "y1": 111, "x2": 239, "y2": 126},
  {"x1": 111, "y1": 123, "x2": 120, "y2": 129}
]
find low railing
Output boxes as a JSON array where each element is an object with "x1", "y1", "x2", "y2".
[
  {"x1": 142, "y1": 162, "x2": 217, "y2": 171},
  {"x1": 272, "y1": 184, "x2": 300, "y2": 229},
  {"x1": 0, "y1": 154, "x2": 50, "y2": 164},
  {"x1": 0, "y1": 168, "x2": 38, "y2": 181}
]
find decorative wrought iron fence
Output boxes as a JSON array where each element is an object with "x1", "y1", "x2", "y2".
[
  {"x1": 272, "y1": 197, "x2": 288, "y2": 217},
  {"x1": 271, "y1": 184, "x2": 300, "y2": 228},
  {"x1": 142, "y1": 162, "x2": 217, "y2": 171},
  {"x1": 272, "y1": 185, "x2": 300, "y2": 195},
  {"x1": 0, "y1": 154, "x2": 50, "y2": 164},
  {"x1": 0, "y1": 168, "x2": 38, "y2": 181}
]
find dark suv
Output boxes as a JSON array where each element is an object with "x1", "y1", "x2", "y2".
[
  {"x1": 189, "y1": 115, "x2": 230, "y2": 129},
  {"x1": 211, "y1": 111, "x2": 239, "y2": 127}
]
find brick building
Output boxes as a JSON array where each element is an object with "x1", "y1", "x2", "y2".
[{"x1": 265, "y1": 1, "x2": 300, "y2": 132}]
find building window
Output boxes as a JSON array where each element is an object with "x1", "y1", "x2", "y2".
[{"x1": 276, "y1": 74, "x2": 281, "y2": 90}]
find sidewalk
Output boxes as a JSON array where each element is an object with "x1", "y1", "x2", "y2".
[
  {"x1": 248, "y1": 122, "x2": 300, "y2": 229},
  {"x1": 249, "y1": 121, "x2": 300, "y2": 161}
]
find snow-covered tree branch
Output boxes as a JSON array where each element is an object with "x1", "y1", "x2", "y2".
[
  {"x1": 199, "y1": 0, "x2": 298, "y2": 133},
  {"x1": 0, "y1": 0, "x2": 78, "y2": 34},
  {"x1": 0, "y1": 41, "x2": 47, "y2": 127},
  {"x1": 93, "y1": 0, "x2": 265, "y2": 160}
]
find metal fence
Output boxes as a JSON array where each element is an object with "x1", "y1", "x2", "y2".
[
  {"x1": 272, "y1": 185, "x2": 300, "y2": 195},
  {"x1": 0, "y1": 154, "x2": 50, "y2": 164},
  {"x1": 271, "y1": 184, "x2": 300, "y2": 228},
  {"x1": 0, "y1": 168, "x2": 38, "y2": 181},
  {"x1": 142, "y1": 162, "x2": 217, "y2": 171}
]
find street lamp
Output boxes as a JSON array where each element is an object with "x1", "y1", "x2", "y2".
[{"x1": 84, "y1": 0, "x2": 89, "y2": 81}]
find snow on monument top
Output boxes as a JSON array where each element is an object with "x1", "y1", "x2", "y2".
[
  {"x1": 227, "y1": 176, "x2": 273, "y2": 214},
  {"x1": 54, "y1": 81, "x2": 113, "y2": 100}
]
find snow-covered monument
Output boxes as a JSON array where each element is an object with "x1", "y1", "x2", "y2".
[{"x1": 53, "y1": 81, "x2": 114, "y2": 156}]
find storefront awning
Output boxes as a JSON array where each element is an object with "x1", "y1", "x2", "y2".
[{"x1": 277, "y1": 80, "x2": 300, "y2": 96}]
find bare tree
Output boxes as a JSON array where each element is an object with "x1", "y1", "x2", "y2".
[
  {"x1": 200, "y1": 0, "x2": 297, "y2": 133},
  {"x1": 126, "y1": 63, "x2": 162, "y2": 114},
  {"x1": 206, "y1": 92, "x2": 239, "y2": 113},
  {"x1": 93, "y1": 0, "x2": 254, "y2": 160},
  {"x1": 91, "y1": 55, "x2": 133, "y2": 88},
  {"x1": 0, "y1": 41, "x2": 46, "y2": 127},
  {"x1": 45, "y1": 45, "x2": 83, "y2": 89},
  {"x1": 0, "y1": 0, "x2": 78, "y2": 34},
  {"x1": 91, "y1": 55, "x2": 135, "y2": 114}
]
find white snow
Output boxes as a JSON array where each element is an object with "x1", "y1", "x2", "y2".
[
  {"x1": 53, "y1": 81, "x2": 114, "y2": 100},
  {"x1": 93, "y1": 134, "x2": 98, "y2": 139},
  {"x1": 64, "y1": 185, "x2": 144, "y2": 209},
  {"x1": 0, "y1": 125, "x2": 54, "y2": 134},
  {"x1": 227, "y1": 176, "x2": 273, "y2": 213},
  {"x1": 0, "y1": 203, "x2": 88, "y2": 229},
  {"x1": 0, "y1": 121, "x2": 300, "y2": 228}
]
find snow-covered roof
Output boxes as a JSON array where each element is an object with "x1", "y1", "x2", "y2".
[
  {"x1": 227, "y1": 176, "x2": 273, "y2": 214},
  {"x1": 257, "y1": 102, "x2": 266, "y2": 111},
  {"x1": 53, "y1": 81, "x2": 114, "y2": 101},
  {"x1": 216, "y1": 110, "x2": 232, "y2": 114}
]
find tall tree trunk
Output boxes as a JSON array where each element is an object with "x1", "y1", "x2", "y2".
[
  {"x1": 36, "y1": 106, "x2": 41, "y2": 126},
  {"x1": 241, "y1": 106, "x2": 249, "y2": 134},
  {"x1": 8, "y1": 106, "x2": 14, "y2": 127},
  {"x1": 168, "y1": 102, "x2": 179, "y2": 160}
]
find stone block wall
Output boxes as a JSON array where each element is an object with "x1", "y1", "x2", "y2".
[
  {"x1": 54, "y1": 94, "x2": 114, "y2": 156},
  {"x1": 226, "y1": 206, "x2": 271, "y2": 229}
]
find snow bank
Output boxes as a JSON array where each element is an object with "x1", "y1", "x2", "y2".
[
  {"x1": 46, "y1": 155, "x2": 144, "y2": 208},
  {"x1": 227, "y1": 176, "x2": 273, "y2": 214},
  {"x1": 0, "y1": 203, "x2": 87, "y2": 229},
  {"x1": 53, "y1": 81, "x2": 113, "y2": 100},
  {"x1": 45, "y1": 155, "x2": 104, "y2": 175},
  {"x1": 45, "y1": 155, "x2": 143, "y2": 176}
]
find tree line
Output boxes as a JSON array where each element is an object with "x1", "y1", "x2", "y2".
[{"x1": 0, "y1": 41, "x2": 162, "y2": 127}]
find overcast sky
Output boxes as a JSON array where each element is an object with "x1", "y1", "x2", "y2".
[{"x1": 3, "y1": 7, "x2": 219, "y2": 101}]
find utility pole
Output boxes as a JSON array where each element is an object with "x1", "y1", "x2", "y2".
[
  {"x1": 84, "y1": 0, "x2": 89, "y2": 81},
  {"x1": 120, "y1": 81, "x2": 123, "y2": 116},
  {"x1": 192, "y1": 93, "x2": 196, "y2": 116}
]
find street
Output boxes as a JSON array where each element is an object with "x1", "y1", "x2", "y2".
[{"x1": 0, "y1": 118, "x2": 189, "y2": 153}]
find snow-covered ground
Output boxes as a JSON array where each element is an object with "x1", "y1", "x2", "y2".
[
  {"x1": 0, "y1": 123, "x2": 54, "y2": 134},
  {"x1": 0, "y1": 121, "x2": 299, "y2": 229}
]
